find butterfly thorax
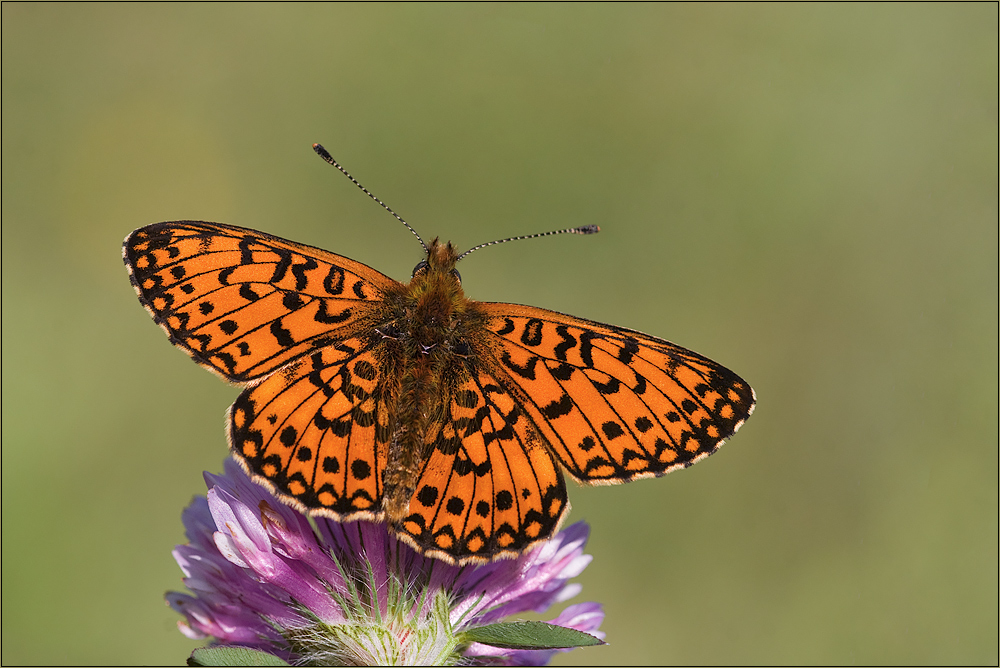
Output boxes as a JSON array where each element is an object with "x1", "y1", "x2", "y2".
[
  {"x1": 404, "y1": 239, "x2": 468, "y2": 346},
  {"x1": 382, "y1": 239, "x2": 484, "y2": 522}
]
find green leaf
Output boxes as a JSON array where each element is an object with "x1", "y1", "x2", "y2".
[
  {"x1": 188, "y1": 646, "x2": 291, "y2": 666},
  {"x1": 460, "y1": 621, "x2": 604, "y2": 650}
]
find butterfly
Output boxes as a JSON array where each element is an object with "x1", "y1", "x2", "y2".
[{"x1": 123, "y1": 144, "x2": 755, "y2": 564}]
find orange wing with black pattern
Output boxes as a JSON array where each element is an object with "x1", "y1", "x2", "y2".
[
  {"x1": 123, "y1": 222, "x2": 400, "y2": 383},
  {"x1": 228, "y1": 335, "x2": 397, "y2": 520},
  {"x1": 478, "y1": 303, "x2": 755, "y2": 484},
  {"x1": 393, "y1": 369, "x2": 568, "y2": 563}
]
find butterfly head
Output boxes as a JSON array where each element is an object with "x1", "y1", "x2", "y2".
[{"x1": 411, "y1": 237, "x2": 462, "y2": 285}]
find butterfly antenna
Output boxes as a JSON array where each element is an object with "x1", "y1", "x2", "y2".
[
  {"x1": 456, "y1": 224, "x2": 600, "y2": 262},
  {"x1": 313, "y1": 143, "x2": 428, "y2": 253}
]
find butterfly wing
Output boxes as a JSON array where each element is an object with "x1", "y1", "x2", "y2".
[
  {"x1": 478, "y1": 303, "x2": 755, "y2": 484},
  {"x1": 123, "y1": 221, "x2": 402, "y2": 383},
  {"x1": 393, "y1": 369, "x2": 568, "y2": 564},
  {"x1": 229, "y1": 335, "x2": 397, "y2": 519}
]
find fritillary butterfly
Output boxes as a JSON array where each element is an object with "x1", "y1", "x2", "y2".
[{"x1": 124, "y1": 145, "x2": 755, "y2": 564}]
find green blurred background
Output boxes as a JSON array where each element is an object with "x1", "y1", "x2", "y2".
[{"x1": 2, "y1": 4, "x2": 996, "y2": 665}]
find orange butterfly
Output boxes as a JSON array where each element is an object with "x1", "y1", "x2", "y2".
[{"x1": 124, "y1": 145, "x2": 755, "y2": 564}]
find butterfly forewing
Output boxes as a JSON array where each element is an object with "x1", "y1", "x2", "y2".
[
  {"x1": 229, "y1": 335, "x2": 395, "y2": 519},
  {"x1": 123, "y1": 222, "x2": 401, "y2": 383},
  {"x1": 396, "y1": 370, "x2": 568, "y2": 562},
  {"x1": 478, "y1": 303, "x2": 755, "y2": 484}
]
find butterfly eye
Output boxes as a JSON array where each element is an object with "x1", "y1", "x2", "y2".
[
  {"x1": 411, "y1": 260, "x2": 429, "y2": 278},
  {"x1": 453, "y1": 339, "x2": 471, "y2": 356},
  {"x1": 450, "y1": 268, "x2": 462, "y2": 283}
]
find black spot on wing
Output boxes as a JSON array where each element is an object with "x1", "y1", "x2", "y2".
[
  {"x1": 236, "y1": 235, "x2": 256, "y2": 266},
  {"x1": 501, "y1": 352, "x2": 539, "y2": 380},
  {"x1": 601, "y1": 421, "x2": 624, "y2": 440},
  {"x1": 316, "y1": 300, "x2": 352, "y2": 324},
  {"x1": 617, "y1": 337, "x2": 639, "y2": 364},
  {"x1": 283, "y1": 292, "x2": 305, "y2": 310},
  {"x1": 553, "y1": 325, "x2": 576, "y2": 361},
  {"x1": 541, "y1": 394, "x2": 573, "y2": 419},
  {"x1": 592, "y1": 376, "x2": 620, "y2": 395},
  {"x1": 495, "y1": 490, "x2": 513, "y2": 511},
  {"x1": 214, "y1": 351, "x2": 237, "y2": 375},
  {"x1": 578, "y1": 329, "x2": 598, "y2": 367},
  {"x1": 520, "y1": 318, "x2": 543, "y2": 346},
  {"x1": 446, "y1": 496, "x2": 465, "y2": 515},
  {"x1": 550, "y1": 363, "x2": 575, "y2": 381},
  {"x1": 271, "y1": 319, "x2": 294, "y2": 346},
  {"x1": 417, "y1": 485, "x2": 439, "y2": 507},
  {"x1": 269, "y1": 247, "x2": 292, "y2": 283},
  {"x1": 280, "y1": 426, "x2": 297, "y2": 447},
  {"x1": 291, "y1": 257, "x2": 318, "y2": 291},
  {"x1": 635, "y1": 416, "x2": 653, "y2": 433},
  {"x1": 240, "y1": 284, "x2": 261, "y2": 302},
  {"x1": 324, "y1": 265, "x2": 345, "y2": 295},
  {"x1": 351, "y1": 459, "x2": 372, "y2": 480}
]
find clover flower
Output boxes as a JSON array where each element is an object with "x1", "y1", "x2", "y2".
[{"x1": 167, "y1": 459, "x2": 604, "y2": 666}]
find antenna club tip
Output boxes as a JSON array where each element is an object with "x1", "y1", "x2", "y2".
[
  {"x1": 313, "y1": 143, "x2": 331, "y2": 158},
  {"x1": 578, "y1": 225, "x2": 600, "y2": 234}
]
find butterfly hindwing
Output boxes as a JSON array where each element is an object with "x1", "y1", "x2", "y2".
[
  {"x1": 123, "y1": 222, "x2": 401, "y2": 383},
  {"x1": 229, "y1": 336, "x2": 395, "y2": 520},
  {"x1": 395, "y1": 370, "x2": 568, "y2": 562},
  {"x1": 479, "y1": 303, "x2": 755, "y2": 484}
]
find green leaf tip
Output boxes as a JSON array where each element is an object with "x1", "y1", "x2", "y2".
[
  {"x1": 460, "y1": 620, "x2": 605, "y2": 650},
  {"x1": 188, "y1": 646, "x2": 291, "y2": 666}
]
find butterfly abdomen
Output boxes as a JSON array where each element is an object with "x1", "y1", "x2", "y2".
[{"x1": 382, "y1": 355, "x2": 444, "y2": 522}]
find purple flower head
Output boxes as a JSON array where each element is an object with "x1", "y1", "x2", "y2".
[{"x1": 168, "y1": 460, "x2": 604, "y2": 665}]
